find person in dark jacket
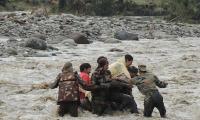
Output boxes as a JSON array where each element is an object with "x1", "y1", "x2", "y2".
[
  {"x1": 106, "y1": 70, "x2": 139, "y2": 114},
  {"x1": 90, "y1": 56, "x2": 111, "y2": 116}
]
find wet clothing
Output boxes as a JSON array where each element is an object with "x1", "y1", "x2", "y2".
[
  {"x1": 131, "y1": 72, "x2": 167, "y2": 117},
  {"x1": 80, "y1": 72, "x2": 91, "y2": 84},
  {"x1": 75, "y1": 71, "x2": 112, "y2": 113},
  {"x1": 58, "y1": 101, "x2": 79, "y2": 117},
  {"x1": 131, "y1": 72, "x2": 167, "y2": 96},
  {"x1": 144, "y1": 91, "x2": 166, "y2": 117},
  {"x1": 50, "y1": 72, "x2": 79, "y2": 103},
  {"x1": 109, "y1": 91, "x2": 138, "y2": 113},
  {"x1": 109, "y1": 56, "x2": 131, "y2": 82},
  {"x1": 79, "y1": 72, "x2": 91, "y2": 100},
  {"x1": 80, "y1": 97, "x2": 92, "y2": 111},
  {"x1": 121, "y1": 86, "x2": 133, "y2": 96},
  {"x1": 50, "y1": 72, "x2": 79, "y2": 117},
  {"x1": 115, "y1": 73, "x2": 133, "y2": 96},
  {"x1": 90, "y1": 68, "x2": 111, "y2": 116},
  {"x1": 109, "y1": 73, "x2": 138, "y2": 113},
  {"x1": 79, "y1": 72, "x2": 92, "y2": 111}
]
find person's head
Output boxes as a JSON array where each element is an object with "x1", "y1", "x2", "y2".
[
  {"x1": 62, "y1": 62, "x2": 73, "y2": 72},
  {"x1": 125, "y1": 54, "x2": 133, "y2": 67},
  {"x1": 80, "y1": 63, "x2": 91, "y2": 74},
  {"x1": 138, "y1": 64, "x2": 147, "y2": 74},
  {"x1": 128, "y1": 66, "x2": 138, "y2": 78},
  {"x1": 97, "y1": 56, "x2": 109, "y2": 71}
]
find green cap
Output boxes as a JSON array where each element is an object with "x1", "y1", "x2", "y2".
[{"x1": 138, "y1": 64, "x2": 147, "y2": 72}]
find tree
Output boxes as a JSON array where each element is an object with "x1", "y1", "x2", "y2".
[
  {"x1": 58, "y1": 0, "x2": 66, "y2": 12},
  {"x1": 162, "y1": 0, "x2": 200, "y2": 22},
  {"x1": 0, "y1": 0, "x2": 7, "y2": 6}
]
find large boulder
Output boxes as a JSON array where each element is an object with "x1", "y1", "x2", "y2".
[
  {"x1": 109, "y1": 48, "x2": 123, "y2": 52},
  {"x1": 25, "y1": 37, "x2": 47, "y2": 50},
  {"x1": 114, "y1": 30, "x2": 139, "y2": 40},
  {"x1": 70, "y1": 33, "x2": 90, "y2": 44}
]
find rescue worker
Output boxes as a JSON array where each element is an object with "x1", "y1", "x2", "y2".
[
  {"x1": 50, "y1": 62, "x2": 79, "y2": 117},
  {"x1": 130, "y1": 65, "x2": 168, "y2": 118}
]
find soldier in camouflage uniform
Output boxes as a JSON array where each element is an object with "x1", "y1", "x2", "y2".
[
  {"x1": 130, "y1": 65, "x2": 168, "y2": 118},
  {"x1": 50, "y1": 62, "x2": 80, "y2": 117}
]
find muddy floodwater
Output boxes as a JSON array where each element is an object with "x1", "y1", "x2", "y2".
[{"x1": 0, "y1": 13, "x2": 200, "y2": 120}]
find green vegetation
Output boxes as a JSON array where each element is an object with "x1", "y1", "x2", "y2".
[
  {"x1": 0, "y1": 0, "x2": 54, "y2": 12},
  {"x1": 0, "y1": 0, "x2": 200, "y2": 23},
  {"x1": 132, "y1": 0, "x2": 162, "y2": 5},
  {"x1": 161, "y1": 0, "x2": 200, "y2": 23}
]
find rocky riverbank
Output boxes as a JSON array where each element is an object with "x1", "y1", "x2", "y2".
[
  {"x1": 1, "y1": 11, "x2": 200, "y2": 57},
  {"x1": 0, "y1": 11, "x2": 200, "y2": 120}
]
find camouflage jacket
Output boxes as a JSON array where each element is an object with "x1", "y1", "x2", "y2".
[
  {"x1": 131, "y1": 72, "x2": 167, "y2": 97},
  {"x1": 91, "y1": 69, "x2": 131, "y2": 102},
  {"x1": 50, "y1": 72, "x2": 79, "y2": 103},
  {"x1": 91, "y1": 68, "x2": 111, "y2": 102}
]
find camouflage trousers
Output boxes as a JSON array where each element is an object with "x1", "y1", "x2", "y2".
[{"x1": 144, "y1": 91, "x2": 166, "y2": 117}]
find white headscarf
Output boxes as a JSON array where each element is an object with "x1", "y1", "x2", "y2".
[{"x1": 109, "y1": 56, "x2": 131, "y2": 80}]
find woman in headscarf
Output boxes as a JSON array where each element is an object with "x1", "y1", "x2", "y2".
[
  {"x1": 109, "y1": 54, "x2": 133, "y2": 82},
  {"x1": 108, "y1": 54, "x2": 139, "y2": 113}
]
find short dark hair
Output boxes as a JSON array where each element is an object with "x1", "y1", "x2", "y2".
[
  {"x1": 128, "y1": 66, "x2": 138, "y2": 74},
  {"x1": 97, "y1": 56, "x2": 108, "y2": 68},
  {"x1": 125, "y1": 54, "x2": 133, "y2": 61},
  {"x1": 80, "y1": 63, "x2": 91, "y2": 72}
]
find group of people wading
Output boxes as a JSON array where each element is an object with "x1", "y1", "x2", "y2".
[{"x1": 49, "y1": 54, "x2": 168, "y2": 118}]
